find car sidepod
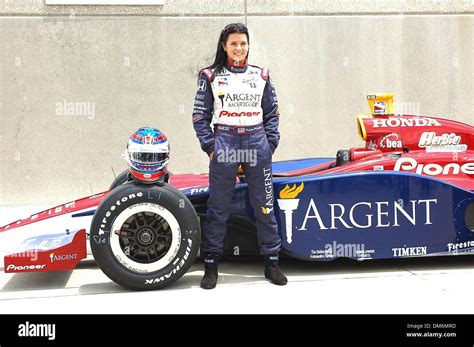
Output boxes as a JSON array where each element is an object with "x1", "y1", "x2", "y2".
[{"x1": 273, "y1": 172, "x2": 474, "y2": 261}]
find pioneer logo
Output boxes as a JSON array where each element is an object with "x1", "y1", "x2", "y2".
[
  {"x1": 394, "y1": 158, "x2": 474, "y2": 176},
  {"x1": 219, "y1": 110, "x2": 261, "y2": 117},
  {"x1": 6, "y1": 264, "x2": 46, "y2": 271}
]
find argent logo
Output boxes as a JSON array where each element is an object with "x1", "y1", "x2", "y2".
[
  {"x1": 18, "y1": 321, "x2": 56, "y2": 340},
  {"x1": 50, "y1": 253, "x2": 78, "y2": 263},
  {"x1": 277, "y1": 182, "x2": 438, "y2": 244}
]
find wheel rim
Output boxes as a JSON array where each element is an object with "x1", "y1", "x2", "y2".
[{"x1": 109, "y1": 203, "x2": 181, "y2": 274}]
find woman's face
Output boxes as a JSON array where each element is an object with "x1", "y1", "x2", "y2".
[{"x1": 222, "y1": 33, "x2": 248, "y2": 63}]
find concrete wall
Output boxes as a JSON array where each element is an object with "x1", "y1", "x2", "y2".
[{"x1": 0, "y1": 1, "x2": 473, "y2": 206}]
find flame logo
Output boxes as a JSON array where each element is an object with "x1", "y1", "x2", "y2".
[
  {"x1": 50, "y1": 253, "x2": 55, "y2": 263},
  {"x1": 279, "y1": 182, "x2": 304, "y2": 199}
]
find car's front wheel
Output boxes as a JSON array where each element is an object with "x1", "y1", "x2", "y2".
[{"x1": 90, "y1": 182, "x2": 200, "y2": 290}]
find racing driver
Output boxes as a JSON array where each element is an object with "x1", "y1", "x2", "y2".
[{"x1": 192, "y1": 23, "x2": 287, "y2": 289}]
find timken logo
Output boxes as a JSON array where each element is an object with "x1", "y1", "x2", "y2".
[{"x1": 392, "y1": 246, "x2": 427, "y2": 257}]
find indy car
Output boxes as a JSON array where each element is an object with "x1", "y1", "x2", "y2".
[{"x1": 1, "y1": 94, "x2": 473, "y2": 290}]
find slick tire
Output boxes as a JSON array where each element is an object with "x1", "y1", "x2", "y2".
[
  {"x1": 90, "y1": 182, "x2": 200, "y2": 290},
  {"x1": 109, "y1": 170, "x2": 132, "y2": 190}
]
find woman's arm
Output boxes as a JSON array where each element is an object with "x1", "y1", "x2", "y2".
[
  {"x1": 261, "y1": 75, "x2": 280, "y2": 154},
  {"x1": 192, "y1": 71, "x2": 215, "y2": 156}
]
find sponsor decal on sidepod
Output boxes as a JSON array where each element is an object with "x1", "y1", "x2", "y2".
[
  {"x1": 394, "y1": 158, "x2": 474, "y2": 176},
  {"x1": 418, "y1": 132, "x2": 468, "y2": 152},
  {"x1": 277, "y1": 183, "x2": 438, "y2": 244},
  {"x1": 371, "y1": 117, "x2": 442, "y2": 128}
]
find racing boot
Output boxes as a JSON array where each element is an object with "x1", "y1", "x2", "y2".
[
  {"x1": 200, "y1": 253, "x2": 219, "y2": 289},
  {"x1": 264, "y1": 254, "x2": 287, "y2": 286}
]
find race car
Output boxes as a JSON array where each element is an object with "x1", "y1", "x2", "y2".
[{"x1": 1, "y1": 94, "x2": 473, "y2": 290}]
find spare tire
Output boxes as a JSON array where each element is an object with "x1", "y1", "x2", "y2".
[
  {"x1": 90, "y1": 182, "x2": 200, "y2": 290},
  {"x1": 109, "y1": 169, "x2": 173, "y2": 190},
  {"x1": 109, "y1": 170, "x2": 132, "y2": 190}
]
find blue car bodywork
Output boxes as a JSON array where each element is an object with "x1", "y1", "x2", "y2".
[{"x1": 182, "y1": 157, "x2": 474, "y2": 261}]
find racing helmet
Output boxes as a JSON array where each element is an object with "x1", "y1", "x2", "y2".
[{"x1": 125, "y1": 127, "x2": 170, "y2": 183}]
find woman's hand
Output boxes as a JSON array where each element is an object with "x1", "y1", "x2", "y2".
[{"x1": 209, "y1": 151, "x2": 214, "y2": 161}]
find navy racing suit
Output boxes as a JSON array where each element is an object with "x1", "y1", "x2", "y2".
[{"x1": 192, "y1": 62, "x2": 282, "y2": 255}]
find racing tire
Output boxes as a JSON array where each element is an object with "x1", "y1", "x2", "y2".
[
  {"x1": 109, "y1": 169, "x2": 173, "y2": 190},
  {"x1": 90, "y1": 182, "x2": 200, "y2": 290},
  {"x1": 109, "y1": 170, "x2": 132, "y2": 190}
]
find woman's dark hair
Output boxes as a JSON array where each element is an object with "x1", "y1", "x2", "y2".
[{"x1": 208, "y1": 23, "x2": 249, "y2": 76}]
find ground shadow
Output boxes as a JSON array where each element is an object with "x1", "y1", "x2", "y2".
[
  {"x1": 1, "y1": 271, "x2": 73, "y2": 292},
  {"x1": 2, "y1": 254, "x2": 473, "y2": 293}
]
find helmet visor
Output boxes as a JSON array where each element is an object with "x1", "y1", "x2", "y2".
[{"x1": 129, "y1": 152, "x2": 168, "y2": 164}]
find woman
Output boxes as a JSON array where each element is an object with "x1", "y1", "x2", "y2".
[{"x1": 192, "y1": 23, "x2": 287, "y2": 289}]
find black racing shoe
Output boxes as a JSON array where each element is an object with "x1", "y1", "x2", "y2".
[
  {"x1": 200, "y1": 263, "x2": 218, "y2": 289},
  {"x1": 264, "y1": 255, "x2": 288, "y2": 286},
  {"x1": 200, "y1": 254, "x2": 219, "y2": 289}
]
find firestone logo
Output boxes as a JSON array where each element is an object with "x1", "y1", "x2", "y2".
[{"x1": 277, "y1": 182, "x2": 437, "y2": 244}]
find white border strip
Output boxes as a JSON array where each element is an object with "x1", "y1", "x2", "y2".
[{"x1": 45, "y1": 0, "x2": 164, "y2": 5}]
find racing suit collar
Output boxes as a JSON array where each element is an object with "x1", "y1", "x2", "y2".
[{"x1": 225, "y1": 58, "x2": 248, "y2": 73}]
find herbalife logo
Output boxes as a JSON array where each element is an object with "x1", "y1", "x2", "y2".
[{"x1": 277, "y1": 182, "x2": 305, "y2": 244}]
